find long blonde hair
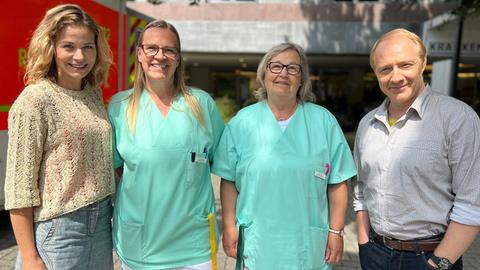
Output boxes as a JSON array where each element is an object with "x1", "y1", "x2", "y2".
[
  {"x1": 126, "y1": 20, "x2": 204, "y2": 132},
  {"x1": 24, "y1": 4, "x2": 112, "y2": 88}
]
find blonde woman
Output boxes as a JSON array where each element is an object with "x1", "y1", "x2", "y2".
[
  {"x1": 4, "y1": 4, "x2": 114, "y2": 270},
  {"x1": 108, "y1": 20, "x2": 224, "y2": 270}
]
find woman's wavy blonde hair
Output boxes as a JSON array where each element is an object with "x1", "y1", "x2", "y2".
[
  {"x1": 255, "y1": 42, "x2": 315, "y2": 103},
  {"x1": 126, "y1": 20, "x2": 204, "y2": 132},
  {"x1": 24, "y1": 4, "x2": 112, "y2": 88}
]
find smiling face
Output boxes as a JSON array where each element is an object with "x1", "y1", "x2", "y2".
[
  {"x1": 372, "y1": 34, "x2": 426, "y2": 111},
  {"x1": 138, "y1": 27, "x2": 179, "y2": 87},
  {"x1": 54, "y1": 24, "x2": 96, "y2": 90},
  {"x1": 264, "y1": 49, "x2": 302, "y2": 102}
]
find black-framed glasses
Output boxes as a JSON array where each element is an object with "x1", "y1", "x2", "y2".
[
  {"x1": 140, "y1": 44, "x2": 179, "y2": 58},
  {"x1": 267, "y1": 62, "x2": 301, "y2": 75}
]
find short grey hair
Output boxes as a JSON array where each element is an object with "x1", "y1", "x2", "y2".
[{"x1": 254, "y1": 42, "x2": 315, "y2": 103}]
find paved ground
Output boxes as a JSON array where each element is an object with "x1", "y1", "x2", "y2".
[{"x1": 1, "y1": 176, "x2": 479, "y2": 269}]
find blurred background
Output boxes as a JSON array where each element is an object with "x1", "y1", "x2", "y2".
[{"x1": 2, "y1": 0, "x2": 479, "y2": 132}]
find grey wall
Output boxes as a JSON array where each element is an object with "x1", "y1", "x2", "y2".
[{"x1": 172, "y1": 21, "x2": 417, "y2": 54}]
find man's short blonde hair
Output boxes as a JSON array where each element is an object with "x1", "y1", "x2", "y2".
[{"x1": 369, "y1": 28, "x2": 426, "y2": 69}]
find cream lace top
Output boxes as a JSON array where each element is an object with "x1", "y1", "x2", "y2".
[{"x1": 4, "y1": 79, "x2": 115, "y2": 222}]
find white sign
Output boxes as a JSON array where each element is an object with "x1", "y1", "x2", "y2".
[{"x1": 423, "y1": 15, "x2": 480, "y2": 57}]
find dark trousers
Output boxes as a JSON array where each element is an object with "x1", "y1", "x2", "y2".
[{"x1": 359, "y1": 239, "x2": 463, "y2": 270}]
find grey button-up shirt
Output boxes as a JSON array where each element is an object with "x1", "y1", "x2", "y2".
[{"x1": 352, "y1": 85, "x2": 480, "y2": 240}]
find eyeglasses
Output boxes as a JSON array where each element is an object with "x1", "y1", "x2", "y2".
[
  {"x1": 140, "y1": 44, "x2": 179, "y2": 58},
  {"x1": 267, "y1": 62, "x2": 301, "y2": 75}
]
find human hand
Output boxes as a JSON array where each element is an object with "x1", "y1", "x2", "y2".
[
  {"x1": 222, "y1": 225, "x2": 238, "y2": 258},
  {"x1": 22, "y1": 255, "x2": 47, "y2": 270},
  {"x1": 357, "y1": 232, "x2": 370, "y2": 245},
  {"x1": 427, "y1": 258, "x2": 440, "y2": 269},
  {"x1": 325, "y1": 233, "x2": 344, "y2": 264}
]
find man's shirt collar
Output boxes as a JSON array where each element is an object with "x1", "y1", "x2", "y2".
[{"x1": 372, "y1": 84, "x2": 431, "y2": 126}]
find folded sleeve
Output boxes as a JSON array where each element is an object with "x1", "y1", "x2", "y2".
[
  {"x1": 205, "y1": 94, "x2": 225, "y2": 164},
  {"x1": 448, "y1": 106, "x2": 480, "y2": 225},
  {"x1": 326, "y1": 113, "x2": 357, "y2": 184},
  {"x1": 211, "y1": 125, "x2": 238, "y2": 182}
]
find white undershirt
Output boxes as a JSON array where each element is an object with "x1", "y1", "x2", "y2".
[{"x1": 278, "y1": 115, "x2": 293, "y2": 131}]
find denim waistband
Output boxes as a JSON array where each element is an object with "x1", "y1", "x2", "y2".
[{"x1": 84, "y1": 196, "x2": 111, "y2": 209}]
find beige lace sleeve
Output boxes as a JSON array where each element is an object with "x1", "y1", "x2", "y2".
[{"x1": 4, "y1": 88, "x2": 47, "y2": 210}]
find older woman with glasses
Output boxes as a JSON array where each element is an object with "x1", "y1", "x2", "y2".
[
  {"x1": 212, "y1": 42, "x2": 356, "y2": 270},
  {"x1": 108, "y1": 20, "x2": 224, "y2": 270}
]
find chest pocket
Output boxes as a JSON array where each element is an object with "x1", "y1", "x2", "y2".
[
  {"x1": 310, "y1": 161, "x2": 330, "y2": 197},
  {"x1": 186, "y1": 151, "x2": 210, "y2": 188}
]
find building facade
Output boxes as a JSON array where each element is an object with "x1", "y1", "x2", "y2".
[{"x1": 127, "y1": 0, "x2": 479, "y2": 129}]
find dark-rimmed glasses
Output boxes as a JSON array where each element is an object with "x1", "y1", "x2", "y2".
[
  {"x1": 267, "y1": 62, "x2": 301, "y2": 75},
  {"x1": 140, "y1": 44, "x2": 179, "y2": 59}
]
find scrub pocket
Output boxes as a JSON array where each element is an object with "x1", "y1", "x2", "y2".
[
  {"x1": 119, "y1": 220, "x2": 144, "y2": 260},
  {"x1": 311, "y1": 168, "x2": 328, "y2": 198},
  {"x1": 192, "y1": 214, "x2": 212, "y2": 249},
  {"x1": 313, "y1": 162, "x2": 330, "y2": 183},
  {"x1": 186, "y1": 151, "x2": 209, "y2": 187},
  {"x1": 240, "y1": 223, "x2": 256, "y2": 269},
  {"x1": 309, "y1": 162, "x2": 330, "y2": 227},
  {"x1": 306, "y1": 227, "x2": 329, "y2": 269}
]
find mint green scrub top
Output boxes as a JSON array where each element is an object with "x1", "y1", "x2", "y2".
[
  {"x1": 212, "y1": 101, "x2": 356, "y2": 270},
  {"x1": 108, "y1": 88, "x2": 224, "y2": 269}
]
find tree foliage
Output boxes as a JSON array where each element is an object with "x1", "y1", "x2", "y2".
[{"x1": 453, "y1": 0, "x2": 480, "y2": 18}]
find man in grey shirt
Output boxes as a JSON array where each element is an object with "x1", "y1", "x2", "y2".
[{"x1": 352, "y1": 28, "x2": 480, "y2": 270}]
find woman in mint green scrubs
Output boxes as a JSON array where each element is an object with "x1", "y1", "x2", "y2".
[
  {"x1": 108, "y1": 20, "x2": 224, "y2": 270},
  {"x1": 212, "y1": 42, "x2": 356, "y2": 270}
]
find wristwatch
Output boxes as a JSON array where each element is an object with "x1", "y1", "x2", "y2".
[
  {"x1": 430, "y1": 254, "x2": 453, "y2": 270},
  {"x1": 328, "y1": 228, "x2": 345, "y2": 238}
]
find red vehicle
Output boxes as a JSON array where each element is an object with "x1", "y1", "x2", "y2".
[{"x1": 0, "y1": 0, "x2": 127, "y2": 209}]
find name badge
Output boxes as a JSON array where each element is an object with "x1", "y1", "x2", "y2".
[
  {"x1": 194, "y1": 155, "x2": 208, "y2": 164},
  {"x1": 314, "y1": 170, "x2": 326, "y2": 180},
  {"x1": 314, "y1": 163, "x2": 330, "y2": 180},
  {"x1": 191, "y1": 152, "x2": 208, "y2": 164}
]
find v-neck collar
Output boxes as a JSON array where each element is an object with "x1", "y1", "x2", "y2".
[
  {"x1": 257, "y1": 101, "x2": 303, "y2": 156},
  {"x1": 263, "y1": 100, "x2": 300, "y2": 134},
  {"x1": 141, "y1": 89, "x2": 182, "y2": 121}
]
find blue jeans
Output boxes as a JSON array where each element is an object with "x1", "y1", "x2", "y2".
[
  {"x1": 359, "y1": 239, "x2": 463, "y2": 270},
  {"x1": 15, "y1": 197, "x2": 113, "y2": 270}
]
